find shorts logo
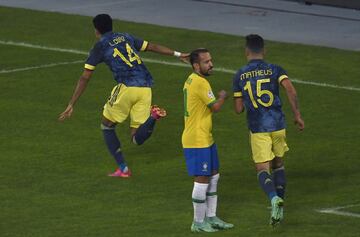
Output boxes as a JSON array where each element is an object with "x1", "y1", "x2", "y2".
[{"x1": 202, "y1": 162, "x2": 208, "y2": 172}]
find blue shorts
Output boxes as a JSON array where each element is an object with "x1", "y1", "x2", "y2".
[{"x1": 183, "y1": 143, "x2": 219, "y2": 176}]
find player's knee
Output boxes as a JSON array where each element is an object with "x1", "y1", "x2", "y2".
[
  {"x1": 194, "y1": 176, "x2": 210, "y2": 184},
  {"x1": 272, "y1": 157, "x2": 284, "y2": 169},
  {"x1": 101, "y1": 123, "x2": 116, "y2": 130},
  {"x1": 102, "y1": 116, "x2": 117, "y2": 128},
  {"x1": 132, "y1": 135, "x2": 142, "y2": 145},
  {"x1": 255, "y1": 162, "x2": 270, "y2": 173}
]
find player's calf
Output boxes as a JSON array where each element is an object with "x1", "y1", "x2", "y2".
[
  {"x1": 101, "y1": 123, "x2": 129, "y2": 175},
  {"x1": 132, "y1": 105, "x2": 167, "y2": 145}
]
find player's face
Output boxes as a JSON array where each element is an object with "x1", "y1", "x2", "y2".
[{"x1": 198, "y1": 52, "x2": 213, "y2": 76}]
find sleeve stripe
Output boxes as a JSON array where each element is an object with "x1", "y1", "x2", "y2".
[
  {"x1": 233, "y1": 92, "x2": 242, "y2": 97},
  {"x1": 207, "y1": 99, "x2": 217, "y2": 108},
  {"x1": 140, "y1": 41, "x2": 148, "y2": 51},
  {"x1": 278, "y1": 75, "x2": 288, "y2": 83},
  {"x1": 84, "y1": 64, "x2": 95, "y2": 70}
]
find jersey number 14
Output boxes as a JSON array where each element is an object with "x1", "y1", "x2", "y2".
[{"x1": 113, "y1": 43, "x2": 142, "y2": 67}]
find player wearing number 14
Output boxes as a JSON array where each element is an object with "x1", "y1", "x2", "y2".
[
  {"x1": 233, "y1": 34, "x2": 304, "y2": 226},
  {"x1": 59, "y1": 14, "x2": 189, "y2": 177}
]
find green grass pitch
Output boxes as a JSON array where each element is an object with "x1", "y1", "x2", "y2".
[{"x1": 0, "y1": 6, "x2": 360, "y2": 237}]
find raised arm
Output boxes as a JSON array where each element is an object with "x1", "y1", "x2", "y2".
[
  {"x1": 58, "y1": 69, "x2": 93, "y2": 121},
  {"x1": 146, "y1": 42, "x2": 189, "y2": 63},
  {"x1": 281, "y1": 79, "x2": 304, "y2": 131}
]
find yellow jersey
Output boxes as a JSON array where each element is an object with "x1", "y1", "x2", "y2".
[{"x1": 182, "y1": 73, "x2": 217, "y2": 148}]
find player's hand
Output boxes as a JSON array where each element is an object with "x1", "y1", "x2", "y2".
[
  {"x1": 179, "y1": 53, "x2": 190, "y2": 64},
  {"x1": 294, "y1": 115, "x2": 304, "y2": 131},
  {"x1": 58, "y1": 104, "x2": 74, "y2": 121},
  {"x1": 218, "y1": 90, "x2": 228, "y2": 100}
]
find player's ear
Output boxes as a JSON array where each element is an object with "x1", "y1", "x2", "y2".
[
  {"x1": 193, "y1": 62, "x2": 200, "y2": 71},
  {"x1": 95, "y1": 29, "x2": 101, "y2": 39},
  {"x1": 245, "y1": 47, "x2": 250, "y2": 57}
]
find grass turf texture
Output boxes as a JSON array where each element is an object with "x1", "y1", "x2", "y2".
[{"x1": 1, "y1": 6, "x2": 360, "y2": 237}]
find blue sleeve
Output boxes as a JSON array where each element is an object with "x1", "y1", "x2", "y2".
[
  {"x1": 127, "y1": 33, "x2": 148, "y2": 52},
  {"x1": 233, "y1": 70, "x2": 243, "y2": 97},
  {"x1": 276, "y1": 65, "x2": 289, "y2": 83},
  {"x1": 84, "y1": 42, "x2": 103, "y2": 70}
]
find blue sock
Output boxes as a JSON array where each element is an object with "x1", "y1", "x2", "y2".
[
  {"x1": 133, "y1": 116, "x2": 156, "y2": 145},
  {"x1": 101, "y1": 124, "x2": 127, "y2": 171},
  {"x1": 258, "y1": 170, "x2": 277, "y2": 200},
  {"x1": 273, "y1": 167, "x2": 286, "y2": 199}
]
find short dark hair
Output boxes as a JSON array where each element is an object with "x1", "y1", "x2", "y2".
[
  {"x1": 93, "y1": 14, "x2": 113, "y2": 34},
  {"x1": 245, "y1": 34, "x2": 264, "y2": 53},
  {"x1": 190, "y1": 48, "x2": 209, "y2": 66}
]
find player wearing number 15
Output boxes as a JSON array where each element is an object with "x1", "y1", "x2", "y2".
[
  {"x1": 59, "y1": 14, "x2": 189, "y2": 177},
  {"x1": 233, "y1": 34, "x2": 304, "y2": 226}
]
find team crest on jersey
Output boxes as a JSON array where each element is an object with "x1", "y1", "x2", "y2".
[
  {"x1": 202, "y1": 162, "x2": 208, "y2": 172},
  {"x1": 207, "y1": 90, "x2": 215, "y2": 99}
]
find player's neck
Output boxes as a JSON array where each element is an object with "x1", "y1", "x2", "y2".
[
  {"x1": 194, "y1": 71, "x2": 207, "y2": 78},
  {"x1": 247, "y1": 55, "x2": 264, "y2": 61}
]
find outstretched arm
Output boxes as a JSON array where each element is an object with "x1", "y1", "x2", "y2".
[
  {"x1": 281, "y1": 78, "x2": 304, "y2": 131},
  {"x1": 146, "y1": 42, "x2": 189, "y2": 63},
  {"x1": 58, "y1": 69, "x2": 93, "y2": 121}
]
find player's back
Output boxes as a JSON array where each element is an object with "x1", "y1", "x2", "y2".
[
  {"x1": 233, "y1": 59, "x2": 288, "y2": 133},
  {"x1": 86, "y1": 32, "x2": 153, "y2": 87}
]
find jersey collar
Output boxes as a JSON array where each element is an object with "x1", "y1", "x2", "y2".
[
  {"x1": 248, "y1": 59, "x2": 265, "y2": 65},
  {"x1": 101, "y1": 31, "x2": 113, "y2": 39}
]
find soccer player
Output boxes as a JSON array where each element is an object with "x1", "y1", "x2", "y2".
[
  {"x1": 182, "y1": 48, "x2": 234, "y2": 233},
  {"x1": 233, "y1": 34, "x2": 305, "y2": 225},
  {"x1": 59, "y1": 14, "x2": 189, "y2": 177}
]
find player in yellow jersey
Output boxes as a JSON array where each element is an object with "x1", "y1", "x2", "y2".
[{"x1": 182, "y1": 48, "x2": 234, "y2": 233}]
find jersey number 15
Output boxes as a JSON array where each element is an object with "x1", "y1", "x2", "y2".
[{"x1": 244, "y1": 79, "x2": 274, "y2": 108}]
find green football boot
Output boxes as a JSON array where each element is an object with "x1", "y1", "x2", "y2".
[
  {"x1": 279, "y1": 206, "x2": 284, "y2": 222},
  {"x1": 270, "y1": 196, "x2": 284, "y2": 226},
  {"x1": 191, "y1": 221, "x2": 218, "y2": 233},
  {"x1": 205, "y1": 216, "x2": 234, "y2": 230}
]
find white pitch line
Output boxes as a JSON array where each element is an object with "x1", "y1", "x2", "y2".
[
  {"x1": 0, "y1": 60, "x2": 83, "y2": 74},
  {"x1": 291, "y1": 79, "x2": 360, "y2": 92},
  {"x1": 1, "y1": 40, "x2": 359, "y2": 92},
  {"x1": 55, "y1": 1, "x2": 130, "y2": 11},
  {"x1": 316, "y1": 204, "x2": 360, "y2": 218},
  {"x1": 0, "y1": 40, "x2": 88, "y2": 55},
  {"x1": 317, "y1": 209, "x2": 360, "y2": 218}
]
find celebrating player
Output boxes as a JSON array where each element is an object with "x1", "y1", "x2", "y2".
[
  {"x1": 233, "y1": 34, "x2": 304, "y2": 225},
  {"x1": 182, "y1": 48, "x2": 234, "y2": 233},
  {"x1": 59, "y1": 14, "x2": 189, "y2": 177}
]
